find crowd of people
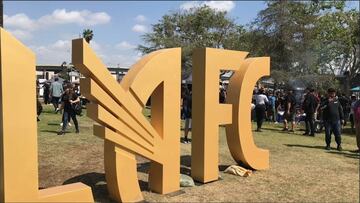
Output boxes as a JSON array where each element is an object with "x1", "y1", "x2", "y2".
[
  {"x1": 180, "y1": 82, "x2": 360, "y2": 153},
  {"x1": 252, "y1": 86, "x2": 360, "y2": 152},
  {"x1": 37, "y1": 75, "x2": 83, "y2": 136},
  {"x1": 37, "y1": 76, "x2": 360, "y2": 153}
]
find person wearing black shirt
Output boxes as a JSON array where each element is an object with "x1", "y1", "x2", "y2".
[
  {"x1": 338, "y1": 93, "x2": 350, "y2": 126},
  {"x1": 183, "y1": 85, "x2": 192, "y2": 144},
  {"x1": 302, "y1": 88, "x2": 319, "y2": 136},
  {"x1": 43, "y1": 82, "x2": 50, "y2": 104},
  {"x1": 57, "y1": 86, "x2": 80, "y2": 135},
  {"x1": 283, "y1": 89, "x2": 296, "y2": 132},
  {"x1": 321, "y1": 88, "x2": 344, "y2": 151}
]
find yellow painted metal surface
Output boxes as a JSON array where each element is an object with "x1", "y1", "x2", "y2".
[
  {"x1": 0, "y1": 28, "x2": 94, "y2": 202},
  {"x1": 0, "y1": 27, "x2": 270, "y2": 203},
  {"x1": 191, "y1": 48, "x2": 270, "y2": 183},
  {"x1": 225, "y1": 57, "x2": 270, "y2": 170},
  {"x1": 72, "y1": 39, "x2": 181, "y2": 202}
]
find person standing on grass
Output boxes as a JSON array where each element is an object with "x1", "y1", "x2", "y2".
[
  {"x1": 349, "y1": 95, "x2": 357, "y2": 133},
  {"x1": 321, "y1": 88, "x2": 344, "y2": 151},
  {"x1": 283, "y1": 89, "x2": 296, "y2": 133},
  {"x1": 352, "y1": 98, "x2": 360, "y2": 153},
  {"x1": 49, "y1": 76, "x2": 63, "y2": 113},
  {"x1": 183, "y1": 85, "x2": 192, "y2": 143},
  {"x1": 36, "y1": 80, "x2": 42, "y2": 121},
  {"x1": 255, "y1": 88, "x2": 269, "y2": 132},
  {"x1": 339, "y1": 93, "x2": 351, "y2": 126},
  {"x1": 57, "y1": 86, "x2": 80, "y2": 135},
  {"x1": 43, "y1": 82, "x2": 50, "y2": 105},
  {"x1": 268, "y1": 91, "x2": 277, "y2": 123},
  {"x1": 302, "y1": 88, "x2": 319, "y2": 136}
]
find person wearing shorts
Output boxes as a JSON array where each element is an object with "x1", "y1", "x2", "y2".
[{"x1": 49, "y1": 77, "x2": 63, "y2": 113}]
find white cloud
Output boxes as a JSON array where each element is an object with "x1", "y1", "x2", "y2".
[
  {"x1": 135, "y1": 15, "x2": 147, "y2": 23},
  {"x1": 7, "y1": 29, "x2": 32, "y2": 41},
  {"x1": 4, "y1": 9, "x2": 111, "y2": 39},
  {"x1": 29, "y1": 39, "x2": 141, "y2": 68},
  {"x1": 4, "y1": 13, "x2": 37, "y2": 30},
  {"x1": 132, "y1": 24, "x2": 147, "y2": 33},
  {"x1": 89, "y1": 40, "x2": 102, "y2": 52},
  {"x1": 180, "y1": 2, "x2": 200, "y2": 10},
  {"x1": 180, "y1": 1, "x2": 235, "y2": 12},
  {"x1": 30, "y1": 42, "x2": 71, "y2": 65},
  {"x1": 116, "y1": 41, "x2": 136, "y2": 50},
  {"x1": 38, "y1": 9, "x2": 111, "y2": 26},
  {"x1": 51, "y1": 40, "x2": 71, "y2": 50}
]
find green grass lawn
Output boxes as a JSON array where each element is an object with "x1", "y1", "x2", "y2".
[{"x1": 38, "y1": 104, "x2": 359, "y2": 202}]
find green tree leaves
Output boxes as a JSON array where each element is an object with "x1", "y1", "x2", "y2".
[
  {"x1": 138, "y1": 1, "x2": 359, "y2": 91},
  {"x1": 138, "y1": 6, "x2": 241, "y2": 78}
]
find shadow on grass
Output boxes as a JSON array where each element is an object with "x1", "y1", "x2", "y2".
[
  {"x1": 63, "y1": 172, "x2": 114, "y2": 202},
  {"x1": 259, "y1": 127, "x2": 283, "y2": 133},
  {"x1": 284, "y1": 144, "x2": 326, "y2": 150},
  {"x1": 137, "y1": 155, "x2": 192, "y2": 175},
  {"x1": 41, "y1": 130, "x2": 59, "y2": 134},
  {"x1": 260, "y1": 127, "x2": 302, "y2": 135},
  {"x1": 285, "y1": 144, "x2": 360, "y2": 159},
  {"x1": 47, "y1": 122, "x2": 61, "y2": 126},
  {"x1": 63, "y1": 172, "x2": 149, "y2": 202},
  {"x1": 219, "y1": 165, "x2": 229, "y2": 171},
  {"x1": 63, "y1": 156, "x2": 194, "y2": 201},
  {"x1": 326, "y1": 151, "x2": 360, "y2": 159}
]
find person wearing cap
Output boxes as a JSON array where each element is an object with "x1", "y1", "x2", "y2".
[{"x1": 320, "y1": 88, "x2": 344, "y2": 151}]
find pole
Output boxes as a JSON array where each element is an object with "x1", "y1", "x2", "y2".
[{"x1": 0, "y1": 0, "x2": 3, "y2": 28}]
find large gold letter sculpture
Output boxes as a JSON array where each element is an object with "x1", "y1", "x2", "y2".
[
  {"x1": 0, "y1": 29, "x2": 94, "y2": 202},
  {"x1": 225, "y1": 58, "x2": 270, "y2": 170},
  {"x1": 72, "y1": 39, "x2": 180, "y2": 202},
  {"x1": 191, "y1": 48, "x2": 270, "y2": 183}
]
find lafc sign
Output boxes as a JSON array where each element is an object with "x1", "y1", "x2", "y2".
[{"x1": 0, "y1": 28, "x2": 269, "y2": 202}]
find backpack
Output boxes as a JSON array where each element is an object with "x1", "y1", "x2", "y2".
[{"x1": 72, "y1": 102, "x2": 82, "y2": 116}]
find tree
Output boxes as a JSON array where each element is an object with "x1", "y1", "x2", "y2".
[
  {"x1": 82, "y1": 29, "x2": 93, "y2": 43},
  {"x1": 58, "y1": 61, "x2": 70, "y2": 81},
  {"x1": 249, "y1": 0, "x2": 353, "y2": 75},
  {"x1": 138, "y1": 6, "x2": 243, "y2": 78},
  {"x1": 249, "y1": 0, "x2": 323, "y2": 73},
  {"x1": 315, "y1": 7, "x2": 359, "y2": 79}
]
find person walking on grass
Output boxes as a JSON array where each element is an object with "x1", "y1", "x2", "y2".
[
  {"x1": 321, "y1": 88, "x2": 344, "y2": 151},
  {"x1": 283, "y1": 89, "x2": 296, "y2": 133},
  {"x1": 49, "y1": 76, "x2": 63, "y2": 113},
  {"x1": 254, "y1": 88, "x2": 269, "y2": 132},
  {"x1": 57, "y1": 86, "x2": 80, "y2": 135},
  {"x1": 302, "y1": 88, "x2": 319, "y2": 136}
]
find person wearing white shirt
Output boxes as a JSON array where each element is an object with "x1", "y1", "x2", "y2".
[{"x1": 255, "y1": 89, "x2": 269, "y2": 132}]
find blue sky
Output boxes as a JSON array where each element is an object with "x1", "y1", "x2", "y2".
[{"x1": 3, "y1": 1, "x2": 359, "y2": 67}]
